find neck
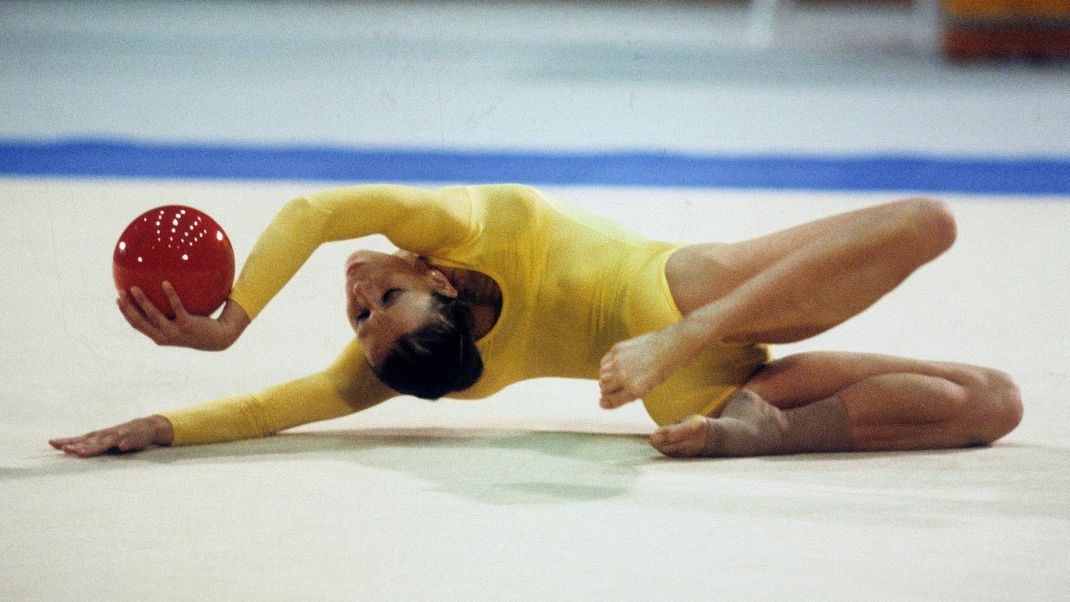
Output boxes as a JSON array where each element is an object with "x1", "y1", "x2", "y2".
[
  {"x1": 458, "y1": 272, "x2": 501, "y2": 307},
  {"x1": 435, "y1": 264, "x2": 502, "y2": 339}
]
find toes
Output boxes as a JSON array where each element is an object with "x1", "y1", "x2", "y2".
[
  {"x1": 651, "y1": 425, "x2": 681, "y2": 447},
  {"x1": 658, "y1": 443, "x2": 692, "y2": 458},
  {"x1": 650, "y1": 415, "x2": 709, "y2": 457},
  {"x1": 598, "y1": 371, "x2": 636, "y2": 408},
  {"x1": 599, "y1": 388, "x2": 634, "y2": 409},
  {"x1": 666, "y1": 415, "x2": 707, "y2": 440},
  {"x1": 654, "y1": 435, "x2": 697, "y2": 457}
]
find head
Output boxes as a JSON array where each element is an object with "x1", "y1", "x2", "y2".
[{"x1": 345, "y1": 250, "x2": 483, "y2": 399}]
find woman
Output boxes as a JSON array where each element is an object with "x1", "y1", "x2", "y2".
[{"x1": 50, "y1": 184, "x2": 1022, "y2": 458}]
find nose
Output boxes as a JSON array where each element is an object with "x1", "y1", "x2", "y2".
[{"x1": 348, "y1": 280, "x2": 377, "y2": 318}]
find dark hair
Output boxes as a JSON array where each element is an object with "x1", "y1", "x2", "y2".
[{"x1": 370, "y1": 292, "x2": 484, "y2": 399}]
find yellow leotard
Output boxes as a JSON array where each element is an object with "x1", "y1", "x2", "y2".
[{"x1": 162, "y1": 185, "x2": 769, "y2": 445}]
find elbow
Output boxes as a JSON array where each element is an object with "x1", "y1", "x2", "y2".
[{"x1": 280, "y1": 196, "x2": 316, "y2": 218}]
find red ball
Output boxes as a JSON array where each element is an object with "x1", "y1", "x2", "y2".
[{"x1": 113, "y1": 205, "x2": 235, "y2": 318}]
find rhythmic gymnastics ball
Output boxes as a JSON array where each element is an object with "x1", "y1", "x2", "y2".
[{"x1": 113, "y1": 205, "x2": 235, "y2": 317}]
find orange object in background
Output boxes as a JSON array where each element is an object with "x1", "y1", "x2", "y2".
[
  {"x1": 942, "y1": 0, "x2": 1070, "y2": 59},
  {"x1": 946, "y1": 0, "x2": 1070, "y2": 18}
]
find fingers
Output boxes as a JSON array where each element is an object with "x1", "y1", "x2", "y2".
[
  {"x1": 131, "y1": 285, "x2": 171, "y2": 329},
  {"x1": 161, "y1": 281, "x2": 190, "y2": 321},
  {"x1": 118, "y1": 289, "x2": 165, "y2": 342},
  {"x1": 48, "y1": 434, "x2": 89, "y2": 449},
  {"x1": 50, "y1": 426, "x2": 150, "y2": 458},
  {"x1": 53, "y1": 431, "x2": 118, "y2": 457},
  {"x1": 118, "y1": 284, "x2": 189, "y2": 346}
]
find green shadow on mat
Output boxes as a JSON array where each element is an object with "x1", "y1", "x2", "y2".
[
  {"x1": 10, "y1": 428, "x2": 657, "y2": 505},
  {"x1": 12, "y1": 434, "x2": 1070, "y2": 513}
]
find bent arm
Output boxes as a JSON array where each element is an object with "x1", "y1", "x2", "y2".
[
  {"x1": 161, "y1": 338, "x2": 394, "y2": 446},
  {"x1": 230, "y1": 185, "x2": 474, "y2": 321}
]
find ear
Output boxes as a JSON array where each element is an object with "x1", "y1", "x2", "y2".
[{"x1": 427, "y1": 269, "x2": 458, "y2": 298}]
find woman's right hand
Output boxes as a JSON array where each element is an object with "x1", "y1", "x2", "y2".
[
  {"x1": 49, "y1": 415, "x2": 174, "y2": 458},
  {"x1": 117, "y1": 282, "x2": 249, "y2": 351}
]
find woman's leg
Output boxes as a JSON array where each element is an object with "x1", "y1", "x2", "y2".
[
  {"x1": 599, "y1": 197, "x2": 958, "y2": 407},
  {"x1": 650, "y1": 352, "x2": 1023, "y2": 457},
  {"x1": 664, "y1": 197, "x2": 956, "y2": 315}
]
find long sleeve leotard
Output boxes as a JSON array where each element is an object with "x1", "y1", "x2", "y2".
[{"x1": 161, "y1": 185, "x2": 768, "y2": 445}]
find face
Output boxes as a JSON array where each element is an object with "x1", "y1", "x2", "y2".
[{"x1": 345, "y1": 250, "x2": 455, "y2": 364}]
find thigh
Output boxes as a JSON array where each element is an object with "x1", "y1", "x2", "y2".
[
  {"x1": 741, "y1": 351, "x2": 989, "y2": 410},
  {"x1": 666, "y1": 200, "x2": 916, "y2": 315}
]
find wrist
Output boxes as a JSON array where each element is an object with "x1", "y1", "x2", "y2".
[
  {"x1": 217, "y1": 300, "x2": 251, "y2": 348},
  {"x1": 146, "y1": 414, "x2": 174, "y2": 446}
]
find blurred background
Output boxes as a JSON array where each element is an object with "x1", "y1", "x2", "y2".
[
  {"x1": 2, "y1": 1, "x2": 1069, "y2": 600},
  {"x1": 2, "y1": 0, "x2": 1069, "y2": 158}
]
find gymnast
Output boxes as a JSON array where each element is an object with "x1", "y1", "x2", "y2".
[{"x1": 50, "y1": 184, "x2": 1023, "y2": 458}]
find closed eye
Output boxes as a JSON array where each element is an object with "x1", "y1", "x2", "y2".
[
  {"x1": 382, "y1": 288, "x2": 402, "y2": 305},
  {"x1": 355, "y1": 309, "x2": 370, "y2": 323}
]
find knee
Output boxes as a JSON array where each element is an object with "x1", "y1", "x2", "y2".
[
  {"x1": 989, "y1": 369, "x2": 1023, "y2": 439},
  {"x1": 967, "y1": 368, "x2": 1023, "y2": 444},
  {"x1": 899, "y1": 197, "x2": 958, "y2": 258}
]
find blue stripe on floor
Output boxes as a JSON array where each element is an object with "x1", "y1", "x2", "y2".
[{"x1": 2, "y1": 138, "x2": 1069, "y2": 195}]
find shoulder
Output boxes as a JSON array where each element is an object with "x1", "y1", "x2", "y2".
[
  {"x1": 467, "y1": 184, "x2": 547, "y2": 208},
  {"x1": 464, "y1": 184, "x2": 556, "y2": 226}
]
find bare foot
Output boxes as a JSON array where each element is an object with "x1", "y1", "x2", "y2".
[
  {"x1": 599, "y1": 325, "x2": 698, "y2": 408},
  {"x1": 650, "y1": 391, "x2": 790, "y2": 458},
  {"x1": 650, "y1": 415, "x2": 710, "y2": 457}
]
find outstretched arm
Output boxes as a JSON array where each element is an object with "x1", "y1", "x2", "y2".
[
  {"x1": 52, "y1": 339, "x2": 394, "y2": 457},
  {"x1": 599, "y1": 198, "x2": 958, "y2": 407}
]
